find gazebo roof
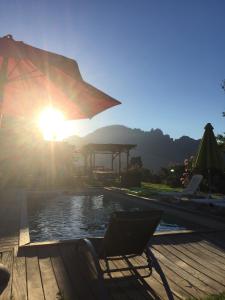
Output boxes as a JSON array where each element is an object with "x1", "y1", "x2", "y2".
[{"x1": 81, "y1": 143, "x2": 136, "y2": 153}]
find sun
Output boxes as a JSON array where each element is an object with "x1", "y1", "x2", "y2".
[{"x1": 38, "y1": 107, "x2": 66, "y2": 141}]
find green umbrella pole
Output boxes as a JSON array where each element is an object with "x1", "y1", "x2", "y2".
[{"x1": 208, "y1": 169, "x2": 212, "y2": 198}]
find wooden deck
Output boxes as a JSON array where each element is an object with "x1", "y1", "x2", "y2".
[{"x1": 1, "y1": 189, "x2": 225, "y2": 299}]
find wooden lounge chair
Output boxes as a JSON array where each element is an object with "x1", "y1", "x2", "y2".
[{"x1": 77, "y1": 210, "x2": 174, "y2": 300}]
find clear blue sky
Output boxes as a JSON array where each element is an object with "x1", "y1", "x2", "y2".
[{"x1": 0, "y1": 0, "x2": 224, "y2": 139}]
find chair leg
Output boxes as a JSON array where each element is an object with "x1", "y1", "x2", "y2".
[
  {"x1": 143, "y1": 249, "x2": 153, "y2": 276},
  {"x1": 146, "y1": 247, "x2": 175, "y2": 300}
]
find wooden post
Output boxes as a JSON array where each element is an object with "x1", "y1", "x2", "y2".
[
  {"x1": 93, "y1": 152, "x2": 95, "y2": 169},
  {"x1": 119, "y1": 151, "x2": 121, "y2": 175},
  {"x1": 111, "y1": 153, "x2": 114, "y2": 171},
  {"x1": 84, "y1": 153, "x2": 87, "y2": 174},
  {"x1": 127, "y1": 150, "x2": 130, "y2": 171},
  {"x1": 89, "y1": 152, "x2": 93, "y2": 174},
  {"x1": 0, "y1": 57, "x2": 8, "y2": 127}
]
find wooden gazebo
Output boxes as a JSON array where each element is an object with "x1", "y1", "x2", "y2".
[{"x1": 81, "y1": 143, "x2": 136, "y2": 175}]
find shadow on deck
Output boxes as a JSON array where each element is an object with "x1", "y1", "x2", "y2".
[
  {"x1": 1, "y1": 189, "x2": 225, "y2": 299},
  {"x1": 1, "y1": 231, "x2": 225, "y2": 300}
]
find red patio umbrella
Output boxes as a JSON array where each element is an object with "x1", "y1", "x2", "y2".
[{"x1": 0, "y1": 34, "x2": 120, "y2": 121}]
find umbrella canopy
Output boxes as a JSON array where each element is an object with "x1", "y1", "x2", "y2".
[
  {"x1": 194, "y1": 123, "x2": 225, "y2": 173},
  {"x1": 0, "y1": 34, "x2": 120, "y2": 120}
]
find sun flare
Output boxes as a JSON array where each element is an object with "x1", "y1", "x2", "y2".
[{"x1": 38, "y1": 107, "x2": 65, "y2": 141}]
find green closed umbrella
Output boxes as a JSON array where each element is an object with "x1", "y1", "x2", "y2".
[{"x1": 194, "y1": 123, "x2": 225, "y2": 192}]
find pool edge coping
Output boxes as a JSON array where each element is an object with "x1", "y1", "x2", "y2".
[
  {"x1": 19, "y1": 190, "x2": 30, "y2": 247},
  {"x1": 19, "y1": 228, "x2": 225, "y2": 248},
  {"x1": 104, "y1": 188, "x2": 225, "y2": 230}
]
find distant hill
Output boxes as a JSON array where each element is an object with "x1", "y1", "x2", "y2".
[{"x1": 66, "y1": 125, "x2": 200, "y2": 171}]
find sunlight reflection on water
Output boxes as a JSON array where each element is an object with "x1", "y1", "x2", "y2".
[{"x1": 28, "y1": 194, "x2": 194, "y2": 242}]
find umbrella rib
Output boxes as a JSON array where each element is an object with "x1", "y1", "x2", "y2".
[
  {"x1": 10, "y1": 64, "x2": 41, "y2": 82},
  {"x1": 7, "y1": 59, "x2": 20, "y2": 79},
  {"x1": 22, "y1": 52, "x2": 120, "y2": 118},
  {"x1": 7, "y1": 58, "x2": 44, "y2": 82},
  {"x1": 13, "y1": 60, "x2": 33, "y2": 89},
  {"x1": 8, "y1": 72, "x2": 43, "y2": 83},
  {"x1": 27, "y1": 58, "x2": 94, "y2": 117}
]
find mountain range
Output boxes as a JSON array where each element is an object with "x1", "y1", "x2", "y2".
[{"x1": 66, "y1": 125, "x2": 200, "y2": 172}]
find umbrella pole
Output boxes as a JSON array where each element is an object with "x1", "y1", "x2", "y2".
[
  {"x1": 208, "y1": 168, "x2": 212, "y2": 199},
  {"x1": 0, "y1": 57, "x2": 8, "y2": 127}
]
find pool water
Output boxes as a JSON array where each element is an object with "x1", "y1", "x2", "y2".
[{"x1": 28, "y1": 194, "x2": 196, "y2": 242}]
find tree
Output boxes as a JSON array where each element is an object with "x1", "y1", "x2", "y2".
[
  {"x1": 0, "y1": 116, "x2": 44, "y2": 187},
  {"x1": 130, "y1": 156, "x2": 143, "y2": 169},
  {"x1": 222, "y1": 81, "x2": 225, "y2": 116},
  {"x1": 159, "y1": 164, "x2": 184, "y2": 187},
  {"x1": 218, "y1": 81, "x2": 225, "y2": 152}
]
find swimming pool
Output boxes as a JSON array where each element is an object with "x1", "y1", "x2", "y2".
[{"x1": 28, "y1": 192, "x2": 198, "y2": 242}]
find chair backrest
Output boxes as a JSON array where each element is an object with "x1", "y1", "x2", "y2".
[
  {"x1": 102, "y1": 210, "x2": 163, "y2": 257},
  {"x1": 183, "y1": 174, "x2": 203, "y2": 194}
]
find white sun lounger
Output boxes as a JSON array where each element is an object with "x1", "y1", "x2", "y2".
[{"x1": 159, "y1": 174, "x2": 203, "y2": 198}]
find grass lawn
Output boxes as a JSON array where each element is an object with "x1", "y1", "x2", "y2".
[
  {"x1": 188, "y1": 293, "x2": 225, "y2": 300},
  {"x1": 125, "y1": 182, "x2": 182, "y2": 198},
  {"x1": 124, "y1": 182, "x2": 224, "y2": 199}
]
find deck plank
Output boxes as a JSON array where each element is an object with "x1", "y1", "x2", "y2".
[
  {"x1": 132, "y1": 254, "x2": 192, "y2": 299},
  {"x1": 201, "y1": 232, "x2": 225, "y2": 249},
  {"x1": 151, "y1": 246, "x2": 207, "y2": 299},
  {"x1": 179, "y1": 242, "x2": 225, "y2": 273},
  {"x1": 50, "y1": 245, "x2": 76, "y2": 300},
  {"x1": 37, "y1": 246, "x2": 60, "y2": 300},
  {"x1": 101, "y1": 258, "x2": 132, "y2": 300},
  {"x1": 161, "y1": 240, "x2": 225, "y2": 289},
  {"x1": 12, "y1": 254, "x2": 28, "y2": 300},
  {"x1": 167, "y1": 233, "x2": 225, "y2": 267},
  {"x1": 184, "y1": 240, "x2": 225, "y2": 265},
  {"x1": 197, "y1": 239, "x2": 225, "y2": 260},
  {"x1": 99, "y1": 260, "x2": 120, "y2": 300},
  {"x1": 111, "y1": 257, "x2": 153, "y2": 300},
  {"x1": 115, "y1": 255, "x2": 176, "y2": 300},
  {"x1": 153, "y1": 243, "x2": 218, "y2": 294},
  {"x1": 166, "y1": 240, "x2": 225, "y2": 278},
  {"x1": 160, "y1": 243, "x2": 221, "y2": 293},
  {"x1": 25, "y1": 247, "x2": 45, "y2": 300},
  {"x1": 59, "y1": 243, "x2": 95, "y2": 300}
]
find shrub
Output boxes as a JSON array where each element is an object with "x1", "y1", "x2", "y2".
[
  {"x1": 121, "y1": 169, "x2": 142, "y2": 188},
  {"x1": 180, "y1": 156, "x2": 194, "y2": 186},
  {"x1": 159, "y1": 165, "x2": 184, "y2": 188}
]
